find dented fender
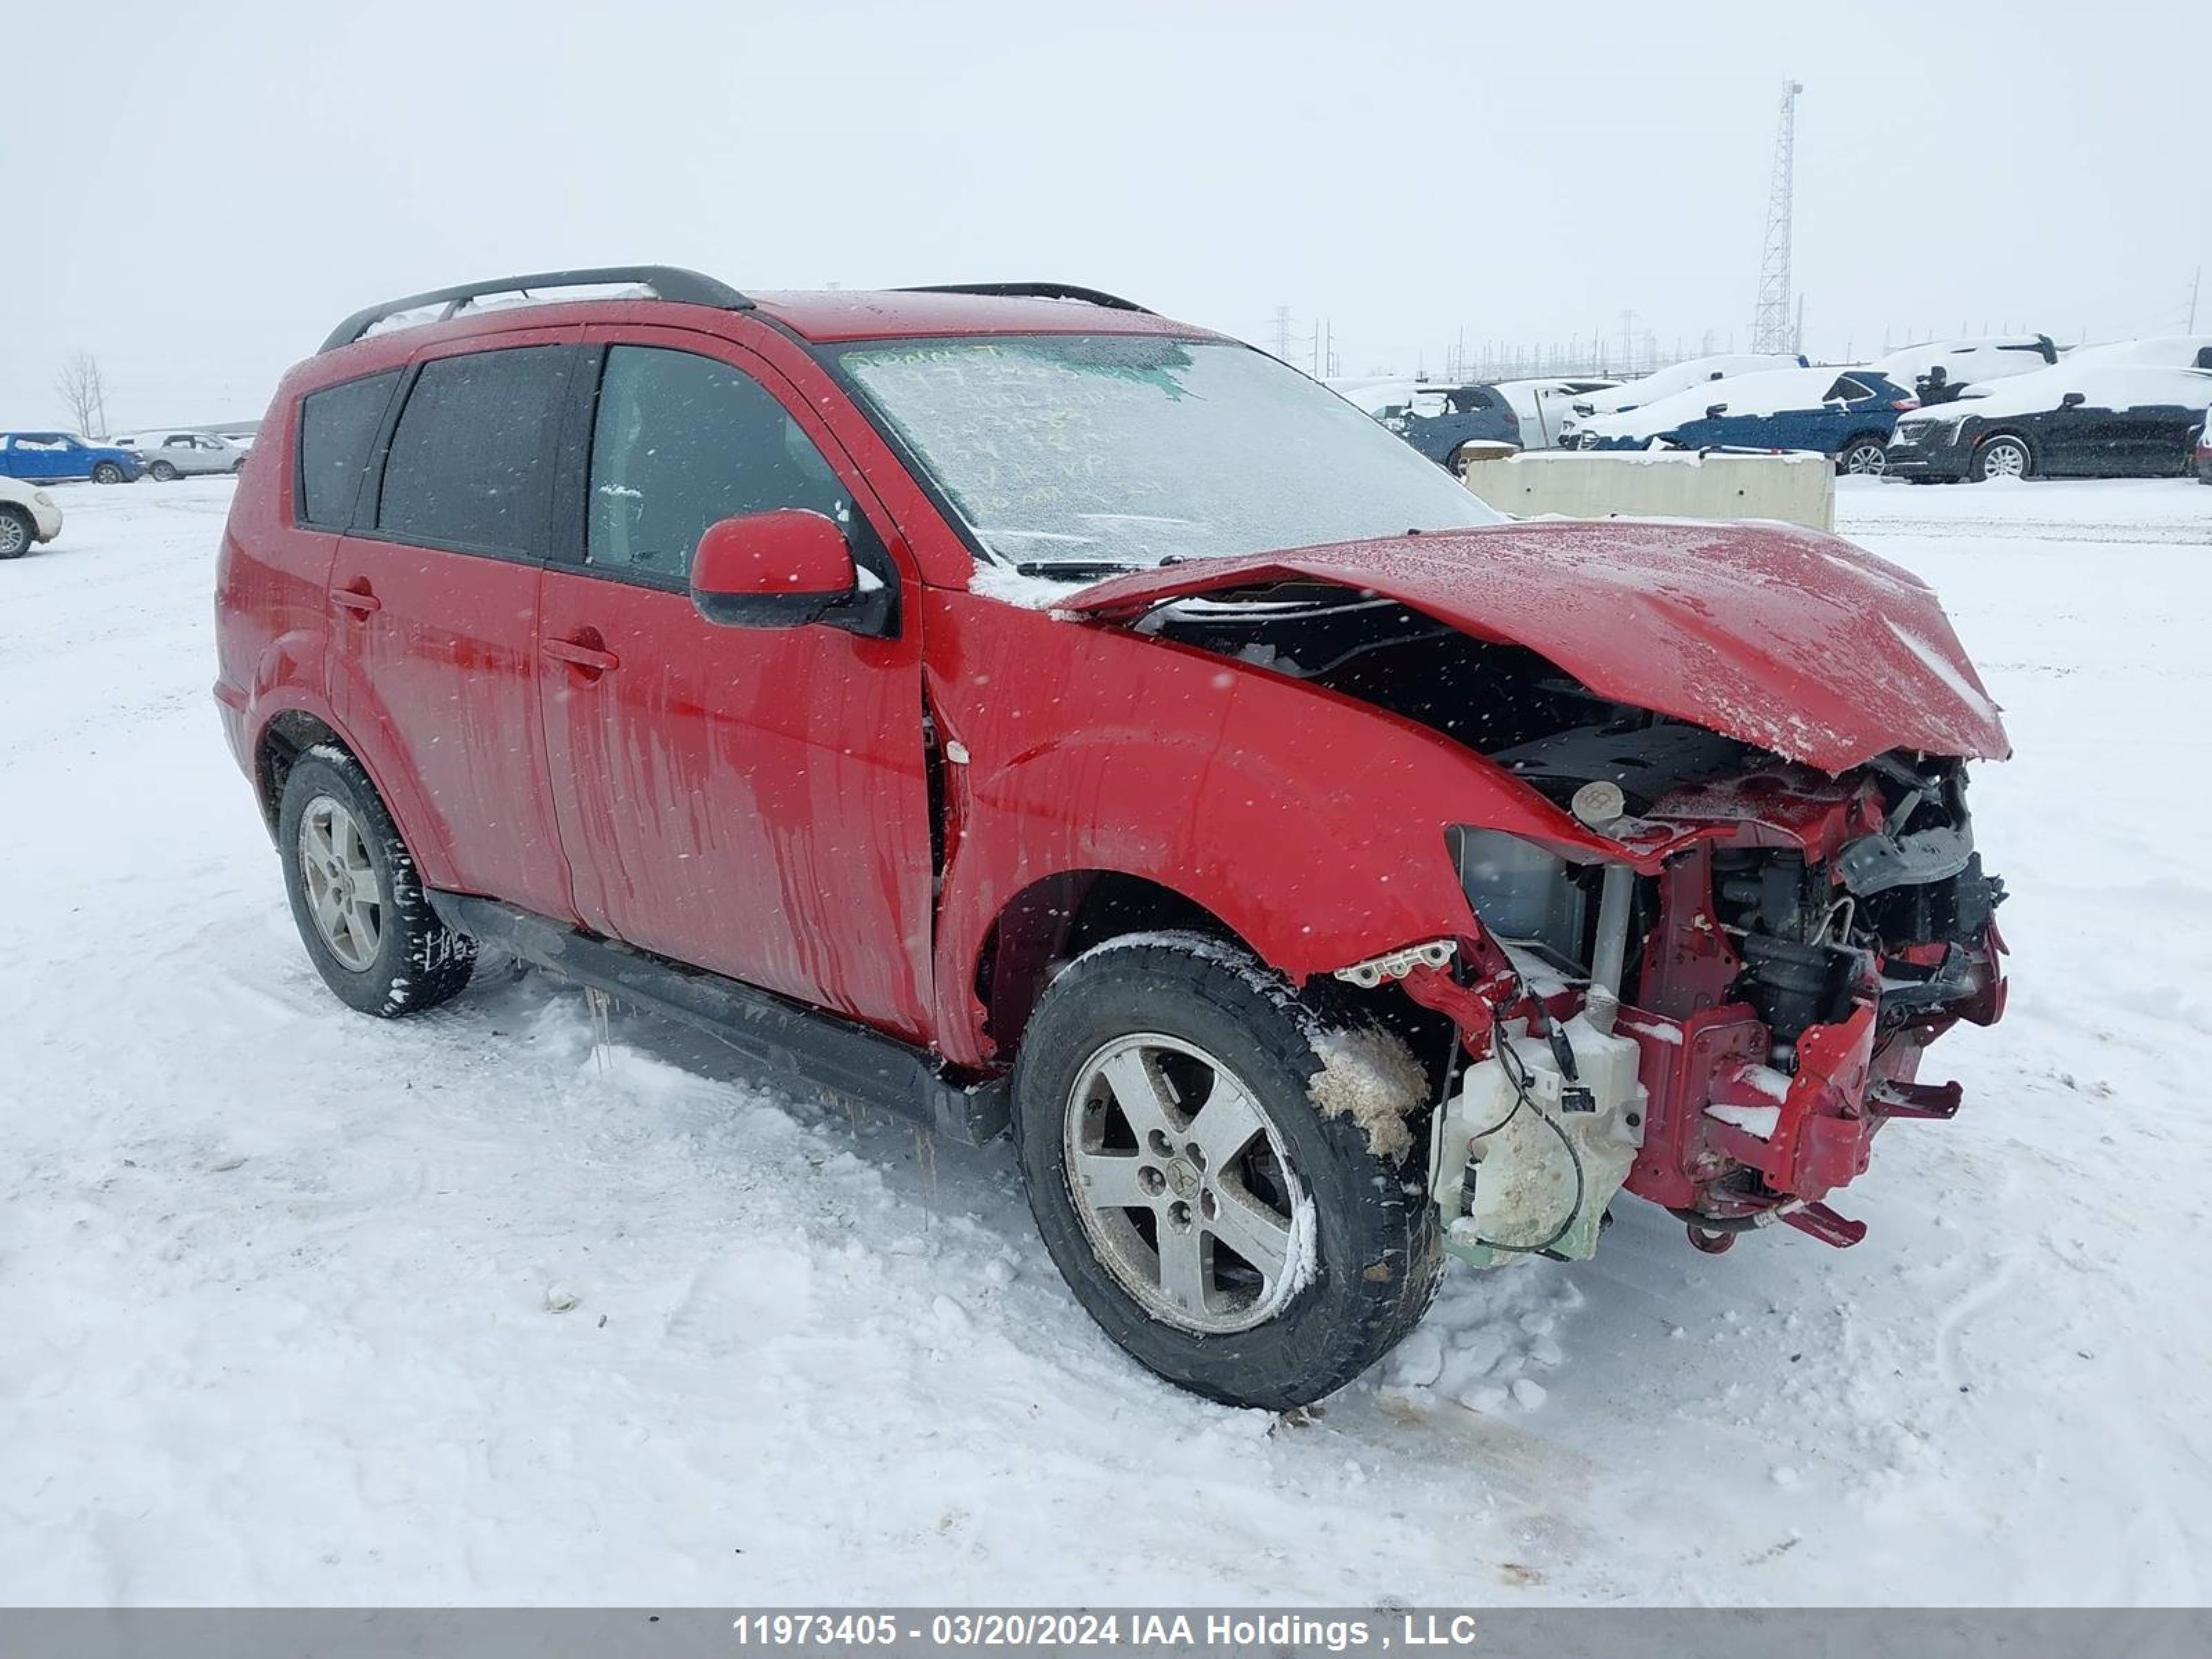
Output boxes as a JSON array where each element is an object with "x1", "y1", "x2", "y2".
[{"x1": 921, "y1": 587, "x2": 1623, "y2": 1067}]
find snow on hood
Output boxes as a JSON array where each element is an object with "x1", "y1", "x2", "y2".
[{"x1": 1058, "y1": 519, "x2": 2011, "y2": 773}]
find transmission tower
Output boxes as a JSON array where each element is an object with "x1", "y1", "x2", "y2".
[{"x1": 1749, "y1": 79, "x2": 1803, "y2": 355}]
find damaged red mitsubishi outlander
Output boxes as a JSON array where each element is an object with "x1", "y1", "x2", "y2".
[{"x1": 216, "y1": 268, "x2": 2009, "y2": 1409}]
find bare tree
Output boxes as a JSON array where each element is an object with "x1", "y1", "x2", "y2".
[{"x1": 55, "y1": 350, "x2": 111, "y2": 439}]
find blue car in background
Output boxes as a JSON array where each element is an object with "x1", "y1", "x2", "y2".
[
  {"x1": 0, "y1": 431, "x2": 142, "y2": 485},
  {"x1": 1572, "y1": 368, "x2": 1919, "y2": 474}
]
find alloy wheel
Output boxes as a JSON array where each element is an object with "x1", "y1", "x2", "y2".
[
  {"x1": 0, "y1": 513, "x2": 26, "y2": 558},
  {"x1": 1981, "y1": 439, "x2": 2028, "y2": 480},
  {"x1": 1062, "y1": 1032, "x2": 1306, "y2": 1335},
  {"x1": 298, "y1": 795, "x2": 383, "y2": 972},
  {"x1": 1843, "y1": 442, "x2": 1887, "y2": 476}
]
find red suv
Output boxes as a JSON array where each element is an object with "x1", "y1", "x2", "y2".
[{"x1": 215, "y1": 268, "x2": 2010, "y2": 1409}]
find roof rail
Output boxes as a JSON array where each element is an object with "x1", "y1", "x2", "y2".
[
  {"x1": 899, "y1": 282, "x2": 1154, "y2": 315},
  {"x1": 318, "y1": 266, "x2": 753, "y2": 353}
]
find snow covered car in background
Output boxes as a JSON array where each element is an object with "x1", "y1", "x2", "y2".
[
  {"x1": 1490, "y1": 375, "x2": 1622, "y2": 448},
  {"x1": 1886, "y1": 364, "x2": 2212, "y2": 481},
  {"x1": 216, "y1": 267, "x2": 2012, "y2": 1412},
  {"x1": 1869, "y1": 335, "x2": 2057, "y2": 404},
  {"x1": 109, "y1": 430, "x2": 250, "y2": 480},
  {"x1": 1374, "y1": 382, "x2": 1521, "y2": 466},
  {"x1": 2198, "y1": 415, "x2": 2212, "y2": 485},
  {"x1": 2062, "y1": 335, "x2": 2212, "y2": 371},
  {"x1": 1555, "y1": 353, "x2": 1808, "y2": 446},
  {"x1": 0, "y1": 431, "x2": 141, "y2": 485},
  {"x1": 1571, "y1": 367, "x2": 1918, "y2": 473},
  {"x1": 0, "y1": 474, "x2": 63, "y2": 558}
]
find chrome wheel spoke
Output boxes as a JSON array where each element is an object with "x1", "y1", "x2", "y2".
[
  {"x1": 1071, "y1": 1149, "x2": 1154, "y2": 1212},
  {"x1": 1156, "y1": 1224, "x2": 1210, "y2": 1318},
  {"x1": 1098, "y1": 1047, "x2": 1179, "y2": 1140},
  {"x1": 1206, "y1": 1181, "x2": 1293, "y2": 1284},
  {"x1": 1184, "y1": 1077, "x2": 1268, "y2": 1170}
]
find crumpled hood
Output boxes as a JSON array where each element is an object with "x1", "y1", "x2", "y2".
[{"x1": 1060, "y1": 518, "x2": 2009, "y2": 774}]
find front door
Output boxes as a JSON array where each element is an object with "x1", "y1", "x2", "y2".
[
  {"x1": 325, "y1": 334, "x2": 580, "y2": 924},
  {"x1": 536, "y1": 329, "x2": 936, "y2": 1042}
]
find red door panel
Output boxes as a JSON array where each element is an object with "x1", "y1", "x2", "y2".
[
  {"x1": 538, "y1": 327, "x2": 935, "y2": 1040},
  {"x1": 326, "y1": 330, "x2": 579, "y2": 924}
]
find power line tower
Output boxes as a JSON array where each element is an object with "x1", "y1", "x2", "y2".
[
  {"x1": 1749, "y1": 79, "x2": 1803, "y2": 355},
  {"x1": 1270, "y1": 305, "x2": 1294, "y2": 361}
]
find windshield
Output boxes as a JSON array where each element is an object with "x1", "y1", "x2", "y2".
[{"x1": 835, "y1": 335, "x2": 1503, "y2": 572}]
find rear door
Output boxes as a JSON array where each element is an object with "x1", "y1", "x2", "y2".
[
  {"x1": 327, "y1": 331, "x2": 579, "y2": 923},
  {"x1": 536, "y1": 326, "x2": 936, "y2": 1040}
]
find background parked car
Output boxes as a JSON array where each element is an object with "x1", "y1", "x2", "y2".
[
  {"x1": 1489, "y1": 375, "x2": 1622, "y2": 447},
  {"x1": 1870, "y1": 335, "x2": 2057, "y2": 404},
  {"x1": 1555, "y1": 352, "x2": 1808, "y2": 445},
  {"x1": 0, "y1": 431, "x2": 141, "y2": 484},
  {"x1": 1573, "y1": 366, "x2": 1918, "y2": 472},
  {"x1": 110, "y1": 430, "x2": 250, "y2": 480},
  {"x1": 2198, "y1": 417, "x2": 2212, "y2": 485},
  {"x1": 1885, "y1": 364, "x2": 2212, "y2": 481},
  {"x1": 2063, "y1": 335, "x2": 2212, "y2": 371},
  {"x1": 0, "y1": 474, "x2": 64, "y2": 558},
  {"x1": 1380, "y1": 381, "x2": 1521, "y2": 465}
]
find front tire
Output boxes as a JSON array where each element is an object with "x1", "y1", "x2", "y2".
[
  {"x1": 1013, "y1": 932, "x2": 1443, "y2": 1409},
  {"x1": 1971, "y1": 433, "x2": 2032, "y2": 481},
  {"x1": 91, "y1": 462, "x2": 126, "y2": 485},
  {"x1": 0, "y1": 505, "x2": 32, "y2": 559},
  {"x1": 148, "y1": 460, "x2": 178, "y2": 482},
  {"x1": 276, "y1": 748, "x2": 476, "y2": 1017}
]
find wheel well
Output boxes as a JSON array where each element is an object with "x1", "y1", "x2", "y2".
[
  {"x1": 977, "y1": 872, "x2": 1238, "y2": 1057},
  {"x1": 972, "y1": 871, "x2": 1458, "y2": 1084},
  {"x1": 254, "y1": 709, "x2": 347, "y2": 831},
  {"x1": 1842, "y1": 431, "x2": 1887, "y2": 451}
]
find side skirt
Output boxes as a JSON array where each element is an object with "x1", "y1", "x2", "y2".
[{"x1": 429, "y1": 892, "x2": 1011, "y2": 1147}]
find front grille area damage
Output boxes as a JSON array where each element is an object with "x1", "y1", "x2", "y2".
[{"x1": 1147, "y1": 580, "x2": 2009, "y2": 1265}]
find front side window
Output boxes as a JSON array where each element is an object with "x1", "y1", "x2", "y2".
[
  {"x1": 836, "y1": 335, "x2": 1501, "y2": 573},
  {"x1": 586, "y1": 346, "x2": 850, "y2": 582},
  {"x1": 299, "y1": 371, "x2": 401, "y2": 529},
  {"x1": 377, "y1": 347, "x2": 571, "y2": 556}
]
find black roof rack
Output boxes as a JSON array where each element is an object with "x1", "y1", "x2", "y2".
[
  {"x1": 899, "y1": 282, "x2": 1153, "y2": 315},
  {"x1": 319, "y1": 265, "x2": 753, "y2": 354}
]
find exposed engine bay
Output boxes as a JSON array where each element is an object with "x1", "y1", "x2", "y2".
[{"x1": 1143, "y1": 581, "x2": 2009, "y2": 1265}]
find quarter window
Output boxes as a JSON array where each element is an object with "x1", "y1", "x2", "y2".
[
  {"x1": 298, "y1": 371, "x2": 402, "y2": 529},
  {"x1": 377, "y1": 347, "x2": 571, "y2": 556},
  {"x1": 585, "y1": 346, "x2": 850, "y2": 581}
]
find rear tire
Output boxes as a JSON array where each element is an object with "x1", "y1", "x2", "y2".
[
  {"x1": 1013, "y1": 932, "x2": 1443, "y2": 1409},
  {"x1": 91, "y1": 462, "x2": 126, "y2": 485},
  {"x1": 1971, "y1": 433, "x2": 2032, "y2": 481},
  {"x1": 276, "y1": 748, "x2": 476, "y2": 1018},
  {"x1": 1837, "y1": 437, "x2": 1888, "y2": 476},
  {"x1": 149, "y1": 460, "x2": 178, "y2": 482},
  {"x1": 0, "y1": 505, "x2": 32, "y2": 559}
]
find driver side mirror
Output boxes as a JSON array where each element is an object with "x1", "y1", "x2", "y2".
[
  {"x1": 691, "y1": 509, "x2": 858, "y2": 629},
  {"x1": 1705, "y1": 403, "x2": 1728, "y2": 420},
  {"x1": 2059, "y1": 391, "x2": 2087, "y2": 409}
]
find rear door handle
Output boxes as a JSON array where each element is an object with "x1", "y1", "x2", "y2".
[
  {"x1": 541, "y1": 636, "x2": 620, "y2": 675},
  {"x1": 330, "y1": 582, "x2": 381, "y2": 615}
]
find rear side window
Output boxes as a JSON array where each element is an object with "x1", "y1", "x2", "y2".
[
  {"x1": 299, "y1": 373, "x2": 400, "y2": 529},
  {"x1": 585, "y1": 346, "x2": 849, "y2": 582},
  {"x1": 377, "y1": 347, "x2": 571, "y2": 556}
]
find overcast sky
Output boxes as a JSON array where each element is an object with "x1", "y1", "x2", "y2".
[{"x1": 4, "y1": 0, "x2": 2204, "y2": 429}]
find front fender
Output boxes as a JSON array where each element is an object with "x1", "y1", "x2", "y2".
[{"x1": 923, "y1": 588, "x2": 1612, "y2": 1066}]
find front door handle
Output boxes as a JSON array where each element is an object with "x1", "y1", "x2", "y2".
[
  {"x1": 541, "y1": 635, "x2": 621, "y2": 676},
  {"x1": 330, "y1": 581, "x2": 381, "y2": 615}
]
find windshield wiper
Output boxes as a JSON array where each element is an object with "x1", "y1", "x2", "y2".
[{"x1": 1011, "y1": 558, "x2": 1144, "y2": 579}]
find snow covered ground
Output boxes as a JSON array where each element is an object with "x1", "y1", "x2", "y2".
[{"x1": 3, "y1": 474, "x2": 2209, "y2": 1606}]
